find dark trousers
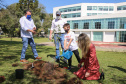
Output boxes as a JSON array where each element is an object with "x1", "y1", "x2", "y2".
[{"x1": 68, "y1": 49, "x2": 80, "y2": 67}]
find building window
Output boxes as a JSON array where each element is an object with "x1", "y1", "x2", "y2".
[
  {"x1": 87, "y1": 13, "x2": 91, "y2": 16},
  {"x1": 98, "y1": 6, "x2": 103, "y2": 11},
  {"x1": 84, "y1": 23, "x2": 89, "y2": 29},
  {"x1": 103, "y1": 6, "x2": 108, "y2": 11},
  {"x1": 87, "y1": 6, "x2": 92, "y2": 10},
  {"x1": 64, "y1": 15, "x2": 67, "y2": 18},
  {"x1": 95, "y1": 22, "x2": 101, "y2": 29},
  {"x1": 109, "y1": 6, "x2": 114, "y2": 11},
  {"x1": 98, "y1": 13, "x2": 102, "y2": 15},
  {"x1": 92, "y1": 13, "x2": 97, "y2": 16},
  {"x1": 68, "y1": 9, "x2": 71, "y2": 12},
  {"x1": 61, "y1": 13, "x2": 81, "y2": 18},
  {"x1": 77, "y1": 14, "x2": 81, "y2": 17},
  {"x1": 64, "y1": 9, "x2": 67, "y2": 12},
  {"x1": 108, "y1": 21, "x2": 115, "y2": 29},
  {"x1": 77, "y1": 7, "x2": 81, "y2": 11},
  {"x1": 59, "y1": 9, "x2": 63, "y2": 13},
  {"x1": 67, "y1": 14, "x2": 71, "y2": 18},
  {"x1": 117, "y1": 6, "x2": 122, "y2": 10},
  {"x1": 117, "y1": 5, "x2": 126, "y2": 10},
  {"x1": 73, "y1": 8, "x2": 76, "y2": 11},
  {"x1": 72, "y1": 14, "x2": 76, "y2": 17},
  {"x1": 59, "y1": 6, "x2": 81, "y2": 13},
  {"x1": 93, "y1": 6, "x2": 97, "y2": 10},
  {"x1": 74, "y1": 23, "x2": 78, "y2": 29},
  {"x1": 123, "y1": 6, "x2": 126, "y2": 10}
]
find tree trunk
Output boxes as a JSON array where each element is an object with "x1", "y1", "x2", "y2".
[{"x1": 11, "y1": 36, "x2": 12, "y2": 41}]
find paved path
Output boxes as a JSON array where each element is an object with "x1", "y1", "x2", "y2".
[
  {"x1": 36, "y1": 41, "x2": 126, "y2": 52},
  {"x1": 36, "y1": 42, "x2": 55, "y2": 46},
  {"x1": 93, "y1": 41, "x2": 126, "y2": 52}
]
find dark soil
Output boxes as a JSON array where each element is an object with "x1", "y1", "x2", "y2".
[
  {"x1": 12, "y1": 63, "x2": 19, "y2": 67},
  {"x1": 23, "y1": 60, "x2": 83, "y2": 84}
]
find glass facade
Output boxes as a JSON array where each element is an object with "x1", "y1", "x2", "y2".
[
  {"x1": 83, "y1": 22, "x2": 89, "y2": 29},
  {"x1": 61, "y1": 13, "x2": 81, "y2": 18},
  {"x1": 67, "y1": 18, "x2": 126, "y2": 29},
  {"x1": 87, "y1": 13, "x2": 108, "y2": 16},
  {"x1": 95, "y1": 22, "x2": 101, "y2": 29},
  {"x1": 87, "y1": 6, "x2": 114, "y2": 11},
  {"x1": 57, "y1": 4, "x2": 126, "y2": 42},
  {"x1": 117, "y1": 5, "x2": 126, "y2": 11},
  {"x1": 67, "y1": 17, "x2": 126, "y2": 42},
  {"x1": 108, "y1": 21, "x2": 115, "y2": 29},
  {"x1": 116, "y1": 31, "x2": 126, "y2": 42},
  {"x1": 119, "y1": 31, "x2": 126, "y2": 42},
  {"x1": 59, "y1": 6, "x2": 81, "y2": 13}
]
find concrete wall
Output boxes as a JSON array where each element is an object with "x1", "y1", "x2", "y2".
[{"x1": 71, "y1": 29, "x2": 126, "y2": 42}]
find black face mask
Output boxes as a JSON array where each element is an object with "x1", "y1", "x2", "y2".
[{"x1": 65, "y1": 29, "x2": 69, "y2": 33}]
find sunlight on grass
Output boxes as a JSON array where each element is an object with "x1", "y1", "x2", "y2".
[
  {"x1": 0, "y1": 38, "x2": 126, "y2": 84},
  {"x1": 0, "y1": 37, "x2": 51, "y2": 43}
]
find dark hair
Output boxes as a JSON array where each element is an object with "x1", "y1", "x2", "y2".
[
  {"x1": 24, "y1": 10, "x2": 32, "y2": 15},
  {"x1": 63, "y1": 23, "x2": 70, "y2": 28}
]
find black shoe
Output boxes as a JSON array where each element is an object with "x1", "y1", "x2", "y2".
[
  {"x1": 99, "y1": 72, "x2": 105, "y2": 80},
  {"x1": 53, "y1": 57, "x2": 60, "y2": 62},
  {"x1": 67, "y1": 66, "x2": 71, "y2": 70},
  {"x1": 56, "y1": 59, "x2": 59, "y2": 62},
  {"x1": 63, "y1": 58, "x2": 68, "y2": 64}
]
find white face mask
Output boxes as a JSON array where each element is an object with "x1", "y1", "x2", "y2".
[{"x1": 56, "y1": 16, "x2": 61, "y2": 20}]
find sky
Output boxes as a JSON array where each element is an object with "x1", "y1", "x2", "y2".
[{"x1": 3, "y1": 0, "x2": 126, "y2": 13}]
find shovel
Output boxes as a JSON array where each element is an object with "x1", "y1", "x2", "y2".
[{"x1": 31, "y1": 63, "x2": 34, "y2": 69}]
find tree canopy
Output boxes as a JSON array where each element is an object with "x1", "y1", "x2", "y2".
[{"x1": 0, "y1": 0, "x2": 53, "y2": 39}]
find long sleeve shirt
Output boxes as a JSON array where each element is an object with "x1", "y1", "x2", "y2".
[{"x1": 19, "y1": 16, "x2": 36, "y2": 38}]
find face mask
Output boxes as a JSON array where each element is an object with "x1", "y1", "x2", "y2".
[
  {"x1": 65, "y1": 29, "x2": 69, "y2": 33},
  {"x1": 56, "y1": 16, "x2": 61, "y2": 20},
  {"x1": 26, "y1": 15, "x2": 31, "y2": 20}
]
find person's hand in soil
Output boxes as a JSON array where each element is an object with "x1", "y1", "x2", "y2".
[{"x1": 78, "y1": 63, "x2": 82, "y2": 68}]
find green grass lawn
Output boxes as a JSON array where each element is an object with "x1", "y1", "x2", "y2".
[{"x1": 0, "y1": 37, "x2": 126, "y2": 84}]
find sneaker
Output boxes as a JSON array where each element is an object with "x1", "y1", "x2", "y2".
[
  {"x1": 67, "y1": 66, "x2": 71, "y2": 70},
  {"x1": 35, "y1": 56, "x2": 42, "y2": 60},
  {"x1": 20, "y1": 59, "x2": 28, "y2": 63},
  {"x1": 63, "y1": 58, "x2": 68, "y2": 64},
  {"x1": 55, "y1": 59, "x2": 59, "y2": 62}
]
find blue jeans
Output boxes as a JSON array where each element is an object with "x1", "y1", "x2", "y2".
[
  {"x1": 54, "y1": 33, "x2": 65, "y2": 59},
  {"x1": 21, "y1": 37, "x2": 38, "y2": 60}
]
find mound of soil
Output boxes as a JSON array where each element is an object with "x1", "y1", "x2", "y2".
[
  {"x1": 12, "y1": 63, "x2": 19, "y2": 67},
  {"x1": 23, "y1": 60, "x2": 82, "y2": 84}
]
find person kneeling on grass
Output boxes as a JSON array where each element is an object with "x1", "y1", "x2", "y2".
[
  {"x1": 63, "y1": 23, "x2": 81, "y2": 70},
  {"x1": 74, "y1": 33, "x2": 101, "y2": 80}
]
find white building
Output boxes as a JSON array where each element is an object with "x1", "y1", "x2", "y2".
[{"x1": 53, "y1": 2, "x2": 126, "y2": 42}]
